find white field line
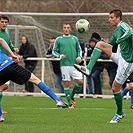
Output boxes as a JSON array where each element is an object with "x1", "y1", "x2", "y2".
[
  {"x1": 12, "y1": 107, "x2": 105, "y2": 110},
  {"x1": 3, "y1": 92, "x2": 130, "y2": 99}
]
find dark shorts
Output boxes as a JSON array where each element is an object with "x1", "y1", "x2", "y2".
[
  {"x1": 126, "y1": 72, "x2": 133, "y2": 83},
  {"x1": 0, "y1": 62, "x2": 31, "y2": 85}
]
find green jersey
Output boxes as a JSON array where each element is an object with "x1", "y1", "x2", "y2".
[
  {"x1": 53, "y1": 35, "x2": 82, "y2": 66},
  {"x1": 109, "y1": 21, "x2": 133, "y2": 62},
  {"x1": 0, "y1": 28, "x2": 15, "y2": 56}
]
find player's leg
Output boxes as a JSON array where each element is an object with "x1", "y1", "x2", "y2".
[
  {"x1": 0, "y1": 84, "x2": 8, "y2": 122},
  {"x1": 0, "y1": 69, "x2": 11, "y2": 122},
  {"x1": 74, "y1": 41, "x2": 112, "y2": 76},
  {"x1": 110, "y1": 80, "x2": 124, "y2": 124},
  {"x1": 63, "y1": 81, "x2": 73, "y2": 107},
  {"x1": 71, "y1": 67, "x2": 83, "y2": 104},
  {"x1": 87, "y1": 41, "x2": 112, "y2": 71},
  {"x1": 126, "y1": 82, "x2": 133, "y2": 109},
  {"x1": 61, "y1": 66, "x2": 73, "y2": 107},
  {"x1": 130, "y1": 90, "x2": 133, "y2": 109},
  {"x1": 0, "y1": 91, "x2": 3, "y2": 122},
  {"x1": 122, "y1": 73, "x2": 133, "y2": 108},
  {"x1": 122, "y1": 73, "x2": 133, "y2": 96},
  {"x1": 0, "y1": 83, "x2": 9, "y2": 122},
  {"x1": 110, "y1": 53, "x2": 132, "y2": 123},
  {"x1": 29, "y1": 73, "x2": 68, "y2": 107},
  {"x1": 122, "y1": 86, "x2": 129, "y2": 96},
  {"x1": 8, "y1": 63, "x2": 68, "y2": 108}
]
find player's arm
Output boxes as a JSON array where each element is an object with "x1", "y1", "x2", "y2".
[
  {"x1": 0, "y1": 38, "x2": 18, "y2": 60},
  {"x1": 8, "y1": 40, "x2": 19, "y2": 53},
  {"x1": 76, "y1": 38, "x2": 82, "y2": 59},
  {"x1": 75, "y1": 38, "x2": 82, "y2": 63}
]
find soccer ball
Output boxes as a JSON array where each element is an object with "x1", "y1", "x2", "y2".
[{"x1": 75, "y1": 19, "x2": 90, "y2": 33}]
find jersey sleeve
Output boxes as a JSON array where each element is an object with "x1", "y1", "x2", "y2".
[
  {"x1": 75, "y1": 37, "x2": 82, "y2": 58},
  {"x1": 116, "y1": 22, "x2": 132, "y2": 44}
]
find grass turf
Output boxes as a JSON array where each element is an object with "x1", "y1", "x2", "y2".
[{"x1": 0, "y1": 96, "x2": 133, "y2": 133}]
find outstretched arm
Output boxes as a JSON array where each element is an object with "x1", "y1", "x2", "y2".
[{"x1": 0, "y1": 38, "x2": 19, "y2": 63}]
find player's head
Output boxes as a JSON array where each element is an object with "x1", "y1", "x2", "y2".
[
  {"x1": 63, "y1": 23, "x2": 71, "y2": 36},
  {"x1": 0, "y1": 15, "x2": 9, "y2": 30},
  {"x1": 50, "y1": 37, "x2": 56, "y2": 47},
  {"x1": 109, "y1": 9, "x2": 122, "y2": 27}
]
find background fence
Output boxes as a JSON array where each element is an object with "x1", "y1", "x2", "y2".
[{"x1": 1, "y1": 12, "x2": 133, "y2": 95}]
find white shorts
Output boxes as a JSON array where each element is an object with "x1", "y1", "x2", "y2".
[
  {"x1": 111, "y1": 46, "x2": 133, "y2": 84},
  {"x1": 61, "y1": 66, "x2": 83, "y2": 81}
]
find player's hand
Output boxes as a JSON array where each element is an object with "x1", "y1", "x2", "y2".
[
  {"x1": 12, "y1": 55, "x2": 19, "y2": 63},
  {"x1": 60, "y1": 54, "x2": 66, "y2": 60},
  {"x1": 76, "y1": 57, "x2": 82, "y2": 63}
]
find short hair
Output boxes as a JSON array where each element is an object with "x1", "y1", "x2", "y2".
[
  {"x1": 63, "y1": 23, "x2": 71, "y2": 27},
  {"x1": 50, "y1": 37, "x2": 56, "y2": 40},
  {"x1": 0, "y1": 15, "x2": 9, "y2": 22},
  {"x1": 109, "y1": 9, "x2": 122, "y2": 20}
]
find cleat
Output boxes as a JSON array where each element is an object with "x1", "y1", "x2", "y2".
[
  {"x1": 110, "y1": 113, "x2": 124, "y2": 123},
  {"x1": 69, "y1": 104, "x2": 74, "y2": 109},
  {"x1": 71, "y1": 99, "x2": 76, "y2": 107},
  {"x1": 74, "y1": 64, "x2": 90, "y2": 76},
  {"x1": 2, "y1": 110, "x2": 8, "y2": 114},
  {"x1": 56, "y1": 100, "x2": 68, "y2": 108},
  {"x1": 0, "y1": 115, "x2": 4, "y2": 122}
]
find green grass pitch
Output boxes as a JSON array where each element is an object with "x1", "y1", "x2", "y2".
[{"x1": 0, "y1": 96, "x2": 133, "y2": 133}]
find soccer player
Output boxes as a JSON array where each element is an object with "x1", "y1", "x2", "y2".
[
  {"x1": 52, "y1": 23, "x2": 83, "y2": 108},
  {"x1": 74, "y1": 9, "x2": 133, "y2": 123},
  {"x1": 122, "y1": 73, "x2": 133, "y2": 109},
  {"x1": 0, "y1": 38, "x2": 68, "y2": 122},
  {"x1": 0, "y1": 15, "x2": 19, "y2": 114}
]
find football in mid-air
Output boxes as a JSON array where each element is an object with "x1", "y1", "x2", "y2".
[{"x1": 75, "y1": 19, "x2": 90, "y2": 33}]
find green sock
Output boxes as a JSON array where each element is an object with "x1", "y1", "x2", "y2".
[
  {"x1": 114, "y1": 91, "x2": 123, "y2": 115},
  {"x1": 64, "y1": 88, "x2": 72, "y2": 106},
  {"x1": 87, "y1": 46, "x2": 102, "y2": 71},
  {"x1": 71, "y1": 83, "x2": 81, "y2": 99}
]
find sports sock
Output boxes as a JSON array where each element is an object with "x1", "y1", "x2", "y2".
[
  {"x1": 37, "y1": 82, "x2": 60, "y2": 101},
  {"x1": 71, "y1": 83, "x2": 81, "y2": 99},
  {"x1": 122, "y1": 87, "x2": 129, "y2": 96},
  {"x1": 64, "y1": 88, "x2": 72, "y2": 106},
  {"x1": 87, "y1": 46, "x2": 102, "y2": 71},
  {"x1": 0, "y1": 92, "x2": 2, "y2": 116},
  {"x1": 114, "y1": 91, "x2": 123, "y2": 115},
  {"x1": 130, "y1": 90, "x2": 133, "y2": 106}
]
